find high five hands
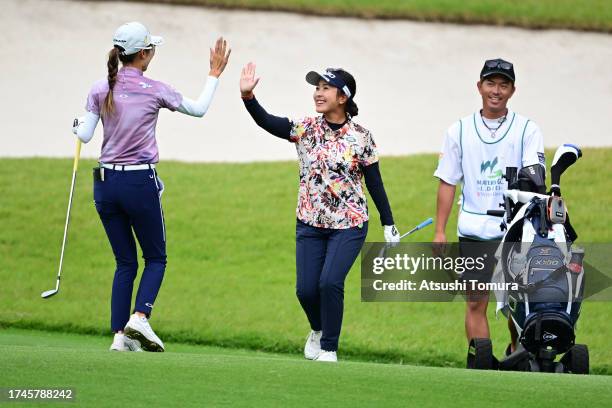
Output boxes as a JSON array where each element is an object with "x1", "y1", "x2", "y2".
[
  {"x1": 209, "y1": 37, "x2": 231, "y2": 78},
  {"x1": 240, "y1": 62, "x2": 260, "y2": 98}
]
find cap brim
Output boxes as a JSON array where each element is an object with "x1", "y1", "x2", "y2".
[
  {"x1": 305, "y1": 71, "x2": 325, "y2": 86},
  {"x1": 481, "y1": 70, "x2": 514, "y2": 82},
  {"x1": 150, "y1": 35, "x2": 164, "y2": 46}
]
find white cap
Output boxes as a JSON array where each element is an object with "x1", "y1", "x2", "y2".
[{"x1": 112, "y1": 22, "x2": 164, "y2": 56}]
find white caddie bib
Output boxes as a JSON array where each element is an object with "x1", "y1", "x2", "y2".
[{"x1": 457, "y1": 110, "x2": 533, "y2": 240}]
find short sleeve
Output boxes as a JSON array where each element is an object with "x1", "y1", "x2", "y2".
[
  {"x1": 359, "y1": 130, "x2": 379, "y2": 166},
  {"x1": 521, "y1": 121, "x2": 545, "y2": 168},
  {"x1": 85, "y1": 83, "x2": 102, "y2": 115},
  {"x1": 433, "y1": 121, "x2": 463, "y2": 185},
  {"x1": 157, "y1": 81, "x2": 183, "y2": 111}
]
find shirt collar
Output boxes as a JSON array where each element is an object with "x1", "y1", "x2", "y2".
[
  {"x1": 119, "y1": 66, "x2": 144, "y2": 77},
  {"x1": 478, "y1": 108, "x2": 514, "y2": 122},
  {"x1": 320, "y1": 116, "x2": 351, "y2": 140},
  {"x1": 321, "y1": 116, "x2": 350, "y2": 131}
]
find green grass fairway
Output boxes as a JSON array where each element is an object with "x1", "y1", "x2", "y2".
[
  {"x1": 138, "y1": 0, "x2": 612, "y2": 32},
  {"x1": 1, "y1": 150, "x2": 611, "y2": 374},
  {"x1": 1, "y1": 329, "x2": 611, "y2": 408}
]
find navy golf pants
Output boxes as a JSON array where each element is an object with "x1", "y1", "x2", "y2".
[
  {"x1": 93, "y1": 167, "x2": 166, "y2": 332},
  {"x1": 295, "y1": 219, "x2": 368, "y2": 351}
]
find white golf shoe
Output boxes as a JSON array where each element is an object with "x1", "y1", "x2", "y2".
[
  {"x1": 124, "y1": 314, "x2": 165, "y2": 352},
  {"x1": 124, "y1": 336, "x2": 143, "y2": 352},
  {"x1": 109, "y1": 333, "x2": 142, "y2": 352},
  {"x1": 109, "y1": 333, "x2": 129, "y2": 351},
  {"x1": 304, "y1": 330, "x2": 322, "y2": 360},
  {"x1": 315, "y1": 350, "x2": 338, "y2": 363}
]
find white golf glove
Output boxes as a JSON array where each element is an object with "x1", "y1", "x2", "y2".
[
  {"x1": 384, "y1": 225, "x2": 400, "y2": 246},
  {"x1": 72, "y1": 116, "x2": 85, "y2": 135}
]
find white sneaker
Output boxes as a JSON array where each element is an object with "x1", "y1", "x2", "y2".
[
  {"x1": 304, "y1": 330, "x2": 322, "y2": 360},
  {"x1": 109, "y1": 333, "x2": 143, "y2": 352},
  {"x1": 315, "y1": 350, "x2": 337, "y2": 363},
  {"x1": 124, "y1": 314, "x2": 165, "y2": 352},
  {"x1": 124, "y1": 336, "x2": 143, "y2": 352},
  {"x1": 109, "y1": 333, "x2": 129, "y2": 351}
]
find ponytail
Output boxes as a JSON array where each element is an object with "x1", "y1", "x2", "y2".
[
  {"x1": 346, "y1": 99, "x2": 359, "y2": 117},
  {"x1": 336, "y1": 88, "x2": 359, "y2": 118},
  {"x1": 101, "y1": 47, "x2": 120, "y2": 118}
]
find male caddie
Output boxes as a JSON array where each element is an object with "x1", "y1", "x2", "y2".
[{"x1": 433, "y1": 58, "x2": 545, "y2": 366}]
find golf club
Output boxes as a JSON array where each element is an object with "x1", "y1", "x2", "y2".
[
  {"x1": 42, "y1": 130, "x2": 82, "y2": 299},
  {"x1": 377, "y1": 217, "x2": 434, "y2": 258},
  {"x1": 400, "y1": 217, "x2": 433, "y2": 239}
]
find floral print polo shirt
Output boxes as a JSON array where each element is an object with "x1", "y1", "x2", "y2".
[{"x1": 289, "y1": 116, "x2": 378, "y2": 229}]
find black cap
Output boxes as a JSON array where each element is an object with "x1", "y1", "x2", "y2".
[
  {"x1": 305, "y1": 68, "x2": 356, "y2": 99},
  {"x1": 480, "y1": 58, "x2": 515, "y2": 82}
]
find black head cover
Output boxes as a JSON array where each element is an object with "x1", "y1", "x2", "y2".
[
  {"x1": 550, "y1": 144, "x2": 582, "y2": 189},
  {"x1": 517, "y1": 164, "x2": 546, "y2": 194}
]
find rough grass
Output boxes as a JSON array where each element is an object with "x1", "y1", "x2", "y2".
[{"x1": 115, "y1": 0, "x2": 612, "y2": 32}]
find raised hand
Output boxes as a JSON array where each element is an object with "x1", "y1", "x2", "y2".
[
  {"x1": 240, "y1": 62, "x2": 260, "y2": 98},
  {"x1": 209, "y1": 37, "x2": 231, "y2": 78}
]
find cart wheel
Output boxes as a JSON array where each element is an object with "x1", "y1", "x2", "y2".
[
  {"x1": 528, "y1": 359, "x2": 540, "y2": 372},
  {"x1": 467, "y1": 338, "x2": 494, "y2": 369},
  {"x1": 563, "y1": 344, "x2": 589, "y2": 374}
]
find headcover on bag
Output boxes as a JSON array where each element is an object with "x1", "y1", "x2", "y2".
[
  {"x1": 517, "y1": 164, "x2": 546, "y2": 194},
  {"x1": 550, "y1": 144, "x2": 582, "y2": 195}
]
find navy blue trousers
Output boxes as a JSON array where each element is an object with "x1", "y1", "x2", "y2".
[
  {"x1": 93, "y1": 168, "x2": 166, "y2": 332},
  {"x1": 295, "y1": 219, "x2": 368, "y2": 351}
]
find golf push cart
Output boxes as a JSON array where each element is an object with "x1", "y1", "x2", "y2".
[{"x1": 467, "y1": 144, "x2": 589, "y2": 374}]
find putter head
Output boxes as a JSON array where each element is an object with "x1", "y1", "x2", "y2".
[{"x1": 41, "y1": 289, "x2": 58, "y2": 299}]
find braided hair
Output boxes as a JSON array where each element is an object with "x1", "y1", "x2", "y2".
[{"x1": 101, "y1": 46, "x2": 138, "y2": 118}]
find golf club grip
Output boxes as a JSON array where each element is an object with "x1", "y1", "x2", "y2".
[
  {"x1": 487, "y1": 210, "x2": 505, "y2": 217},
  {"x1": 73, "y1": 139, "x2": 82, "y2": 172},
  {"x1": 416, "y1": 218, "x2": 433, "y2": 230}
]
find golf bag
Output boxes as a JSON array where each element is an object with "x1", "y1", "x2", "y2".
[{"x1": 468, "y1": 144, "x2": 589, "y2": 374}]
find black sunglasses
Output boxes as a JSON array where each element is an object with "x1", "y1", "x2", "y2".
[{"x1": 485, "y1": 60, "x2": 513, "y2": 70}]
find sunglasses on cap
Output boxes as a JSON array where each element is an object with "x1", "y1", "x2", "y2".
[
  {"x1": 481, "y1": 58, "x2": 515, "y2": 82},
  {"x1": 484, "y1": 59, "x2": 513, "y2": 71}
]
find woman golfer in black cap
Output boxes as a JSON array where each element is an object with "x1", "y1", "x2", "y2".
[{"x1": 240, "y1": 63, "x2": 399, "y2": 362}]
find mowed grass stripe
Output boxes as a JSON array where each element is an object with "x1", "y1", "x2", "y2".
[{"x1": 2, "y1": 329, "x2": 612, "y2": 408}]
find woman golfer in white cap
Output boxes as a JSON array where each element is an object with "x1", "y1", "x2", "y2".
[
  {"x1": 239, "y1": 63, "x2": 400, "y2": 362},
  {"x1": 73, "y1": 22, "x2": 230, "y2": 352}
]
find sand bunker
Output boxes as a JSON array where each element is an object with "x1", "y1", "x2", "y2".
[{"x1": 1, "y1": 0, "x2": 610, "y2": 162}]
